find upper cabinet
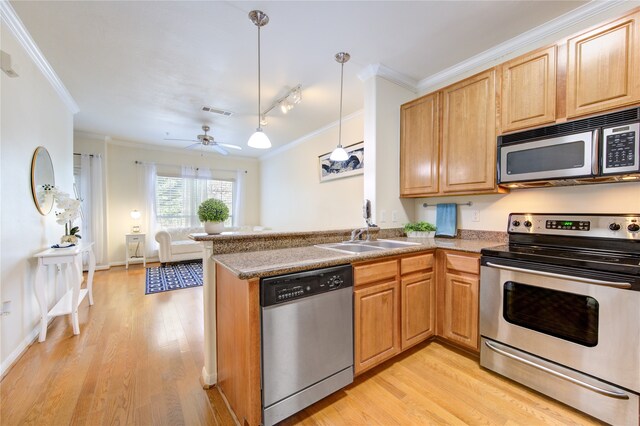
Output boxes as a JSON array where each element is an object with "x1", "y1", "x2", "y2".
[
  {"x1": 441, "y1": 69, "x2": 499, "y2": 193},
  {"x1": 566, "y1": 10, "x2": 640, "y2": 118},
  {"x1": 500, "y1": 45, "x2": 557, "y2": 132},
  {"x1": 400, "y1": 93, "x2": 439, "y2": 196}
]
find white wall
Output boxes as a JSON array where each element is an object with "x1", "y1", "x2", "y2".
[
  {"x1": 98, "y1": 140, "x2": 260, "y2": 264},
  {"x1": 259, "y1": 112, "x2": 364, "y2": 231},
  {"x1": 1, "y1": 26, "x2": 75, "y2": 373},
  {"x1": 415, "y1": 183, "x2": 640, "y2": 232},
  {"x1": 362, "y1": 76, "x2": 416, "y2": 228}
]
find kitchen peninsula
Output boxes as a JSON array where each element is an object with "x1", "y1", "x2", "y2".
[{"x1": 192, "y1": 228, "x2": 505, "y2": 425}]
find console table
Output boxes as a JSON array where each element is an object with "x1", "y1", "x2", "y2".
[{"x1": 33, "y1": 242, "x2": 96, "y2": 342}]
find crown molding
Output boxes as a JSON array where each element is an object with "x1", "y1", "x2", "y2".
[
  {"x1": 260, "y1": 109, "x2": 364, "y2": 161},
  {"x1": 417, "y1": 0, "x2": 628, "y2": 92},
  {"x1": 0, "y1": 0, "x2": 79, "y2": 113},
  {"x1": 358, "y1": 64, "x2": 418, "y2": 93}
]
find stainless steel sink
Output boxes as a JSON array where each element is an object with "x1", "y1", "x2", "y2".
[{"x1": 316, "y1": 239, "x2": 420, "y2": 254}]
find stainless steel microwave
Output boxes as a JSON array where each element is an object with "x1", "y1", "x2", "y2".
[{"x1": 497, "y1": 107, "x2": 640, "y2": 187}]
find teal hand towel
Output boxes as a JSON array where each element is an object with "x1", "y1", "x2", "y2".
[{"x1": 435, "y1": 203, "x2": 457, "y2": 237}]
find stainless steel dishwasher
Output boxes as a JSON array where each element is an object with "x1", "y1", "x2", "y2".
[{"x1": 261, "y1": 264, "x2": 354, "y2": 426}]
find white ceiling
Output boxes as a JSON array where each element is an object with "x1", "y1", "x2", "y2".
[{"x1": 11, "y1": 0, "x2": 588, "y2": 157}]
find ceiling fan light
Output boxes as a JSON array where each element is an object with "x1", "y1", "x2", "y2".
[
  {"x1": 330, "y1": 146, "x2": 349, "y2": 161},
  {"x1": 248, "y1": 128, "x2": 271, "y2": 149}
]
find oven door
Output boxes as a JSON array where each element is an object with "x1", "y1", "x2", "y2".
[
  {"x1": 480, "y1": 257, "x2": 640, "y2": 393},
  {"x1": 498, "y1": 130, "x2": 596, "y2": 183}
]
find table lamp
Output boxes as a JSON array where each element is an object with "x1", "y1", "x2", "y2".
[{"x1": 130, "y1": 209, "x2": 141, "y2": 233}]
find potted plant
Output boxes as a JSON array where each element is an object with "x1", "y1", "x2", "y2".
[
  {"x1": 403, "y1": 221, "x2": 437, "y2": 238},
  {"x1": 198, "y1": 198, "x2": 229, "y2": 234}
]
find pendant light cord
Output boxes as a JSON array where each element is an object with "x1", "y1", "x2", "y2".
[
  {"x1": 257, "y1": 24, "x2": 262, "y2": 131},
  {"x1": 338, "y1": 60, "x2": 344, "y2": 148}
]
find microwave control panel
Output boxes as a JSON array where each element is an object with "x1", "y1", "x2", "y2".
[{"x1": 602, "y1": 123, "x2": 639, "y2": 174}]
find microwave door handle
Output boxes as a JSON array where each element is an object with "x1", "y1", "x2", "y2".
[
  {"x1": 484, "y1": 340, "x2": 630, "y2": 400},
  {"x1": 592, "y1": 129, "x2": 599, "y2": 175},
  {"x1": 485, "y1": 262, "x2": 632, "y2": 288}
]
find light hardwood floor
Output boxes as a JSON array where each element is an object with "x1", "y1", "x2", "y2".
[{"x1": 1, "y1": 265, "x2": 603, "y2": 425}]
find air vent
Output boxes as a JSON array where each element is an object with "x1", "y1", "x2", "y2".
[
  {"x1": 499, "y1": 107, "x2": 640, "y2": 146},
  {"x1": 201, "y1": 106, "x2": 234, "y2": 116}
]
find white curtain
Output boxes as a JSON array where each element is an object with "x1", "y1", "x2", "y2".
[
  {"x1": 141, "y1": 163, "x2": 158, "y2": 257},
  {"x1": 181, "y1": 166, "x2": 212, "y2": 228},
  {"x1": 233, "y1": 169, "x2": 245, "y2": 227},
  {"x1": 78, "y1": 154, "x2": 107, "y2": 266}
]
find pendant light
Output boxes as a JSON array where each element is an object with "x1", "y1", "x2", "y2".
[
  {"x1": 330, "y1": 52, "x2": 351, "y2": 161},
  {"x1": 248, "y1": 10, "x2": 271, "y2": 149}
]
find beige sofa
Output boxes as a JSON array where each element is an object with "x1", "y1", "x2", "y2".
[{"x1": 155, "y1": 227, "x2": 204, "y2": 266}]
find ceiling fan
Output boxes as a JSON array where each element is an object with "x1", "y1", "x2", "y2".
[{"x1": 164, "y1": 125, "x2": 241, "y2": 156}]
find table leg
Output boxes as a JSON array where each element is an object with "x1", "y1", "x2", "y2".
[
  {"x1": 34, "y1": 263, "x2": 48, "y2": 342},
  {"x1": 87, "y1": 248, "x2": 95, "y2": 305},
  {"x1": 70, "y1": 259, "x2": 81, "y2": 335}
]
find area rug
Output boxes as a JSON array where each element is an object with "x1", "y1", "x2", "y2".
[{"x1": 145, "y1": 261, "x2": 203, "y2": 294}]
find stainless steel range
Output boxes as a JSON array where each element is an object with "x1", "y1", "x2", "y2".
[{"x1": 480, "y1": 213, "x2": 640, "y2": 425}]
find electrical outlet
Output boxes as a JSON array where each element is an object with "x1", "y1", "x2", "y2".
[
  {"x1": 472, "y1": 210, "x2": 480, "y2": 222},
  {"x1": 391, "y1": 210, "x2": 398, "y2": 223},
  {"x1": 1, "y1": 301, "x2": 11, "y2": 316},
  {"x1": 380, "y1": 210, "x2": 387, "y2": 223}
]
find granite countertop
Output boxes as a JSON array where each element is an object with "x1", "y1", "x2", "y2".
[{"x1": 213, "y1": 237, "x2": 504, "y2": 280}]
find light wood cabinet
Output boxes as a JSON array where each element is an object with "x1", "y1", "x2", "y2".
[
  {"x1": 437, "y1": 251, "x2": 480, "y2": 353},
  {"x1": 441, "y1": 69, "x2": 500, "y2": 194},
  {"x1": 566, "y1": 10, "x2": 640, "y2": 118},
  {"x1": 401, "y1": 271, "x2": 435, "y2": 350},
  {"x1": 400, "y1": 253, "x2": 435, "y2": 350},
  {"x1": 500, "y1": 45, "x2": 557, "y2": 132},
  {"x1": 354, "y1": 280, "x2": 400, "y2": 375},
  {"x1": 353, "y1": 252, "x2": 436, "y2": 374},
  {"x1": 400, "y1": 93, "x2": 439, "y2": 196}
]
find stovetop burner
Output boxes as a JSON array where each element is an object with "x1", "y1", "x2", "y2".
[{"x1": 482, "y1": 213, "x2": 640, "y2": 276}]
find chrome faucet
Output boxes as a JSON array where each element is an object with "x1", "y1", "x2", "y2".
[{"x1": 349, "y1": 226, "x2": 372, "y2": 242}]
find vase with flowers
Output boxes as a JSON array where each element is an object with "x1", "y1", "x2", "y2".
[{"x1": 47, "y1": 186, "x2": 82, "y2": 245}]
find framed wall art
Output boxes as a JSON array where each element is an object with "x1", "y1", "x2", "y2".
[{"x1": 318, "y1": 141, "x2": 364, "y2": 182}]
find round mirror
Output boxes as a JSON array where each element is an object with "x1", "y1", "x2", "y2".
[{"x1": 31, "y1": 146, "x2": 55, "y2": 215}]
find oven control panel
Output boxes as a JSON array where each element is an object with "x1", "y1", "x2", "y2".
[{"x1": 509, "y1": 214, "x2": 640, "y2": 239}]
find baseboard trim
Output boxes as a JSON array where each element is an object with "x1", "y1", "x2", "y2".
[{"x1": 0, "y1": 320, "x2": 45, "y2": 378}]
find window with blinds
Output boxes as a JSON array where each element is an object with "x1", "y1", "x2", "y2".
[{"x1": 156, "y1": 175, "x2": 233, "y2": 228}]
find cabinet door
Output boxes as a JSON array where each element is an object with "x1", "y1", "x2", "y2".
[
  {"x1": 566, "y1": 11, "x2": 640, "y2": 118},
  {"x1": 442, "y1": 272, "x2": 479, "y2": 352},
  {"x1": 441, "y1": 69, "x2": 498, "y2": 193},
  {"x1": 401, "y1": 272, "x2": 435, "y2": 350},
  {"x1": 354, "y1": 280, "x2": 400, "y2": 375},
  {"x1": 400, "y1": 93, "x2": 440, "y2": 196},
  {"x1": 501, "y1": 46, "x2": 557, "y2": 132}
]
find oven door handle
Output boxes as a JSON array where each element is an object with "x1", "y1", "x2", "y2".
[
  {"x1": 484, "y1": 340, "x2": 630, "y2": 400},
  {"x1": 485, "y1": 262, "x2": 632, "y2": 289}
]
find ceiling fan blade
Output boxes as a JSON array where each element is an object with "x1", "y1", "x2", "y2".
[
  {"x1": 211, "y1": 145, "x2": 229, "y2": 156},
  {"x1": 165, "y1": 138, "x2": 198, "y2": 142},
  {"x1": 218, "y1": 143, "x2": 242, "y2": 150},
  {"x1": 185, "y1": 142, "x2": 202, "y2": 150}
]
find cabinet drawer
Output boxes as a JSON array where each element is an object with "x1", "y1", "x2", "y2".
[
  {"x1": 354, "y1": 260, "x2": 398, "y2": 286},
  {"x1": 400, "y1": 253, "x2": 434, "y2": 275},
  {"x1": 128, "y1": 236, "x2": 143, "y2": 242},
  {"x1": 444, "y1": 253, "x2": 479, "y2": 275}
]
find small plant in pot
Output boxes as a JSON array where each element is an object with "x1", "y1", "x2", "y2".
[
  {"x1": 404, "y1": 221, "x2": 437, "y2": 238},
  {"x1": 198, "y1": 198, "x2": 229, "y2": 235}
]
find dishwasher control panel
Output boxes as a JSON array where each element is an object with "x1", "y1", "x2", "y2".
[{"x1": 261, "y1": 264, "x2": 353, "y2": 307}]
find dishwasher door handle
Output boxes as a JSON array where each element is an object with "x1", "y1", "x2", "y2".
[{"x1": 485, "y1": 262, "x2": 632, "y2": 289}]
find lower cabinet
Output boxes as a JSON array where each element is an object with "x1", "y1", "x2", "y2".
[
  {"x1": 354, "y1": 280, "x2": 400, "y2": 374},
  {"x1": 437, "y1": 250, "x2": 480, "y2": 353},
  {"x1": 353, "y1": 252, "x2": 435, "y2": 375}
]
